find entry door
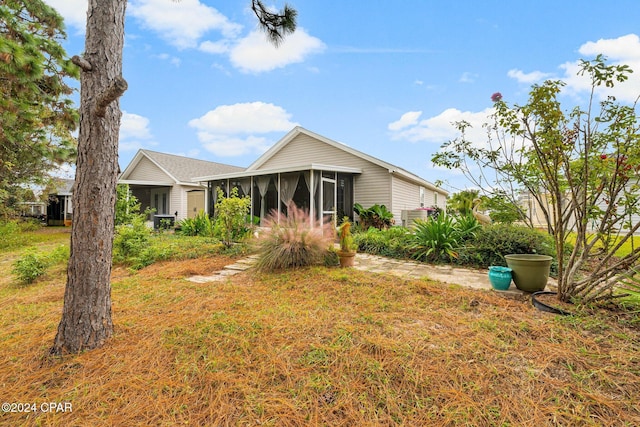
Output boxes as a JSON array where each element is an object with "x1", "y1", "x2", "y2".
[
  {"x1": 321, "y1": 177, "x2": 336, "y2": 225},
  {"x1": 187, "y1": 190, "x2": 205, "y2": 218},
  {"x1": 150, "y1": 188, "x2": 169, "y2": 215}
]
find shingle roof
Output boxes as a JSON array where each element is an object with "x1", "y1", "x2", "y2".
[{"x1": 140, "y1": 150, "x2": 244, "y2": 183}]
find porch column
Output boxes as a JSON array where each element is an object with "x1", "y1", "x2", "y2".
[
  {"x1": 309, "y1": 169, "x2": 314, "y2": 228},
  {"x1": 277, "y1": 173, "x2": 281, "y2": 224}
]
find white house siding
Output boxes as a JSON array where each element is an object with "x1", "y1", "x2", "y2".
[
  {"x1": 390, "y1": 176, "x2": 421, "y2": 222},
  {"x1": 126, "y1": 157, "x2": 168, "y2": 181},
  {"x1": 170, "y1": 185, "x2": 181, "y2": 219},
  {"x1": 258, "y1": 133, "x2": 392, "y2": 210},
  {"x1": 171, "y1": 185, "x2": 210, "y2": 221}
]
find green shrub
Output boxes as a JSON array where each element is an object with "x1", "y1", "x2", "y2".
[
  {"x1": 0, "y1": 221, "x2": 23, "y2": 251},
  {"x1": 18, "y1": 218, "x2": 43, "y2": 232},
  {"x1": 353, "y1": 226, "x2": 412, "y2": 258},
  {"x1": 115, "y1": 184, "x2": 143, "y2": 226},
  {"x1": 455, "y1": 214, "x2": 482, "y2": 242},
  {"x1": 12, "y1": 251, "x2": 49, "y2": 284},
  {"x1": 255, "y1": 203, "x2": 334, "y2": 272},
  {"x1": 48, "y1": 244, "x2": 70, "y2": 264},
  {"x1": 179, "y1": 210, "x2": 215, "y2": 237},
  {"x1": 113, "y1": 216, "x2": 153, "y2": 263},
  {"x1": 456, "y1": 224, "x2": 556, "y2": 269},
  {"x1": 410, "y1": 214, "x2": 462, "y2": 262},
  {"x1": 10, "y1": 242, "x2": 69, "y2": 285},
  {"x1": 213, "y1": 187, "x2": 252, "y2": 247},
  {"x1": 354, "y1": 203, "x2": 395, "y2": 230}
]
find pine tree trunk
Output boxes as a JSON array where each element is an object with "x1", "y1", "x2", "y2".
[{"x1": 51, "y1": 0, "x2": 127, "y2": 355}]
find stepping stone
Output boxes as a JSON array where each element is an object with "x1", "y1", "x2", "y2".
[{"x1": 186, "y1": 275, "x2": 224, "y2": 283}]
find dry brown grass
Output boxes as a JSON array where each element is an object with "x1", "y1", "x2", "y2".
[{"x1": 1, "y1": 229, "x2": 639, "y2": 426}]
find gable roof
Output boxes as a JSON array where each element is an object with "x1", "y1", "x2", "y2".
[
  {"x1": 120, "y1": 149, "x2": 244, "y2": 185},
  {"x1": 248, "y1": 127, "x2": 447, "y2": 195},
  {"x1": 51, "y1": 178, "x2": 74, "y2": 195}
]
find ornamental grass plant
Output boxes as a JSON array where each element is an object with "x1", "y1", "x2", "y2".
[{"x1": 254, "y1": 203, "x2": 335, "y2": 271}]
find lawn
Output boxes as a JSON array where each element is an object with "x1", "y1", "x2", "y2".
[{"x1": 1, "y1": 228, "x2": 639, "y2": 426}]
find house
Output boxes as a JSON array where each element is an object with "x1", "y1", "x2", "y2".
[
  {"x1": 118, "y1": 149, "x2": 244, "y2": 222},
  {"x1": 46, "y1": 178, "x2": 74, "y2": 226},
  {"x1": 520, "y1": 185, "x2": 640, "y2": 235},
  {"x1": 192, "y1": 127, "x2": 448, "y2": 226}
]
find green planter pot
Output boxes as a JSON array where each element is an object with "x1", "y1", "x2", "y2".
[{"x1": 504, "y1": 254, "x2": 552, "y2": 293}]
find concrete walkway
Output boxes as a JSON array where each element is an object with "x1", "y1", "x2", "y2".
[{"x1": 187, "y1": 253, "x2": 552, "y2": 301}]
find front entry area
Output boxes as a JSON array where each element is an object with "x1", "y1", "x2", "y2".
[{"x1": 187, "y1": 190, "x2": 205, "y2": 218}]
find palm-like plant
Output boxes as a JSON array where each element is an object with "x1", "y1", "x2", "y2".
[
  {"x1": 354, "y1": 203, "x2": 394, "y2": 230},
  {"x1": 455, "y1": 214, "x2": 482, "y2": 241},
  {"x1": 410, "y1": 215, "x2": 462, "y2": 262}
]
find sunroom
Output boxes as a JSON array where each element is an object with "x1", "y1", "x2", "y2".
[{"x1": 195, "y1": 164, "x2": 360, "y2": 226}]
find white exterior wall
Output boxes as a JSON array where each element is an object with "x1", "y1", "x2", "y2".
[
  {"x1": 127, "y1": 157, "x2": 165, "y2": 181},
  {"x1": 390, "y1": 176, "x2": 420, "y2": 223},
  {"x1": 170, "y1": 185, "x2": 182, "y2": 219},
  {"x1": 390, "y1": 176, "x2": 448, "y2": 224},
  {"x1": 259, "y1": 133, "x2": 392, "y2": 209}
]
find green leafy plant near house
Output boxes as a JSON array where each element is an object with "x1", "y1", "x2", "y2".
[
  {"x1": 454, "y1": 214, "x2": 482, "y2": 241},
  {"x1": 115, "y1": 184, "x2": 142, "y2": 226},
  {"x1": 410, "y1": 214, "x2": 463, "y2": 262},
  {"x1": 213, "y1": 187, "x2": 252, "y2": 247},
  {"x1": 113, "y1": 213, "x2": 153, "y2": 265},
  {"x1": 354, "y1": 203, "x2": 394, "y2": 230},
  {"x1": 353, "y1": 226, "x2": 413, "y2": 258},
  {"x1": 338, "y1": 217, "x2": 357, "y2": 253},
  {"x1": 179, "y1": 210, "x2": 215, "y2": 237}
]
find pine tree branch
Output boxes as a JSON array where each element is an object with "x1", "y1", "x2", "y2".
[
  {"x1": 93, "y1": 77, "x2": 128, "y2": 118},
  {"x1": 251, "y1": 0, "x2": 297, "y2": 47},
  {"x1": 71, "y1": 55, "x2": 92, "y2": 72}
]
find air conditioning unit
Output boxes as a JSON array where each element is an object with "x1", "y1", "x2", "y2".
[{"x1": 401, "y1": 209, "x2": 430, "y2": 229}]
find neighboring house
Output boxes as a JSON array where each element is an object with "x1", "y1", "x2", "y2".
[
  {"x1": 193, "y1": 127, "x2": 448, "y2": 226},
  {"x1": 518, "y1": 191, "x2": 553, "y2": 231},
  {"x1": 46, "y1": 178, "x2": 74, "y2": 226},
  {"x1": 519, "y1": 184, "x2": 640, "y2": 234},
  {"x1": 118, "y1": 149, "x2": 244, "y2": 222}
]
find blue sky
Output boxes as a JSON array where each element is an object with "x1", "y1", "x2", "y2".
[{"x1": 44, "y1": 0, "x2": 640, "y2": 193}]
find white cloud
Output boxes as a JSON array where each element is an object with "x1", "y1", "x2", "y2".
[
  {"x1": 459, "y1": 72, "x2": 478, "y2": 83},
  {"x1": 507, "y1": 34, "x2": 640, "y2": 103},
  {"x1": 119, "y1": 111, "x2": 156, "y2": 151},
  {"x1": 388, "y1": 108, "x2": 494, "y2": 146},
  {"x1": 189, "y1": 102, "x2": 298, "y2": 134},
  {"x1": 189, "y1": 102, "x2": 299, "y2": 156},
  {"x1": 229, "y1": 28, "x2": 326, "y2": 73},
  {"x1": 200, "y1": 135, "x2": 271, "y2": 157},
  {"x1": 388, "y1": 111, "x2": 422, "y2": 131},
  {"x1": 579, "y1": 33, "x2": 640, "y2": 61},
  {"x1": 199, "y1": 40, "x2": 231, "y2": 54},
  {"x1": 121, "y1": 112, "x2": 152, "y2": 140},
  {"x1": 128, "y1": 0, "x2": 242, "y2": 49},
  {"x1": 566, "y1": 33, "x2": 640, "y2": 102},
  {"x1": 43, "y1": 0, "x2": 87, "y2": 31},
  {"x1": 154, "y1": 53, "x2": 181, "y2": 67},
  {"x1": 507, "y1": 69, "x2": 553, "y2": 84}
]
